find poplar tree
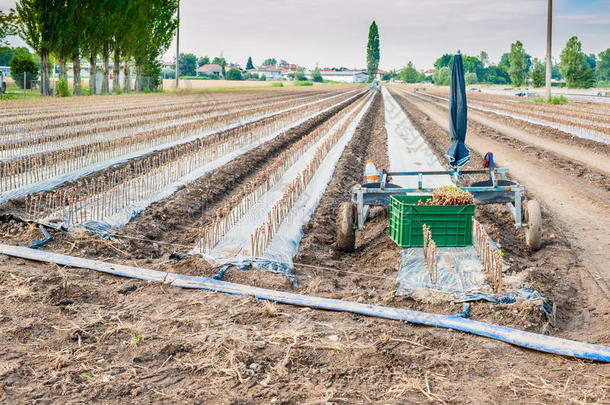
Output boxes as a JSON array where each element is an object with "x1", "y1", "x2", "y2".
[
  {"x1": 508, "y1": 40, "x2": 527, "y2": 87},
  {"x1": 366, "y1": 21, "x2": 379, "y2": 82}
]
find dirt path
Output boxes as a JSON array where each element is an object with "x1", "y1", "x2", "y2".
[{"x1": 390, "y1": 88, "x2": 610, "y2": 316}]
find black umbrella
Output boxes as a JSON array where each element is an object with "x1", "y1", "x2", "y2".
[{"x1": 446, "y1": 51, "x2": 470, "y2": 167}]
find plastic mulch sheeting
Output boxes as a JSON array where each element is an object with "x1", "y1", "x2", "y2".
[{"x1": 397, "y1": 247, "x2": 551, "y2": 316}]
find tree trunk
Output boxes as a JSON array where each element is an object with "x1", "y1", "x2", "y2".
[
  {"x1": 40, "y1": 49, "x2": 51, "y2": 96},
  {"x1": 123, "y1": 56, "x2": 131, "y2": 92},
  {"x1": 89, "y1": 53, "x2": 97, "y2": 94},
  {"x1": 102, "y1": 41, "x2": 110, "y2": 93},
  {"x1": 73, "y1": 50, "x2": 81, "y2": 95},
  {"x1": 135, "y1": 63, "x2": 142, "y2": 92},
  {"x1": 113, "y1": 47, "x2": 121, "y2": 93},
  {"x1": 57, "y1": 58, "x2": 67, "y2": 95},
  {"x1": 60, "y1": 58, "x2": 67, "y2": 82}
]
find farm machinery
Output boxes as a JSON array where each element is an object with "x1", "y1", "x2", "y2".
[{"x1": 336, "y1": 153, "x2": 542, "y2": 252}]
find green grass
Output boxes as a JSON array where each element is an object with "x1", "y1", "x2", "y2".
[
  {"x1": 525, "y1": 95, "x2": 568, "y2": 105},
  {"x1": 270, "y1": 82, "x2": 283, "y2": 87},
  {"x1": 1, "y1": 85, "x2": 42, "y2": 100},
  {"x1": 294, "y1": 80, "x2": 313, "y2": 86}
]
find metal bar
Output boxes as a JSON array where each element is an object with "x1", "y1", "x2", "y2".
[
  {"x1": 514, "y1": 188, "x2": 523, "y2": 228},
  {"x1": 388, "y1": 169, "x2": 493, "y2": 176},
  {"x1": 356, "y1": 187, "x2": 365, "y2": 230},
  {"x1": 360, "y1": 185, "x2": 519, "y2": 194}
]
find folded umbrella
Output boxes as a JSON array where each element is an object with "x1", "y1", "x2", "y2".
[{"x1": 446, "y1": 52, "x2": 470, "y2": 167}]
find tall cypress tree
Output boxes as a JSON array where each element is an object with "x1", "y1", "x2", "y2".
[
  {"x1": 246, "y1": 56, "x2": 254, "y2": 70},
  {"x1": 366, "y1": 21, "x2": 379, "y2": 82}
]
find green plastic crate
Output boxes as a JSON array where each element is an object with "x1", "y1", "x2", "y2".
[{"x1": 389, "y1": 195, "x2": 475, "y2": 248}]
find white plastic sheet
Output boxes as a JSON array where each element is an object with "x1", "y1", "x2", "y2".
[
  {"x1": 198, "y1": 93, "x2": 374, "y2": 267},
  {"x1": 1, "y1": 90, "x2": 362, "y2": 205},
  {"x1": 381, "y1": 87, "x2": 452, "y2": 188},
  {"x1": 64, "y1": 91, "x2": 366, "y2": 229},
  {"x1": 424, "y1": 92, "x2": 610, "y2": 145}
]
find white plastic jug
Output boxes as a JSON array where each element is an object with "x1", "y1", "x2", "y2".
[{"x1": 365, "y1": 160, "x2": 378, "y2": 183}]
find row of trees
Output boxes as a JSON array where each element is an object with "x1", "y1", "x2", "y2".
[
  {"x1": 10, "y1": 0, "x2": 178, "y2": 96},
  {"x1": 172, "y1": 54, "x2": 298, "y2": 78},
  {"x1": 393, "y1": 37, "x2": 609, "y2": 88}
]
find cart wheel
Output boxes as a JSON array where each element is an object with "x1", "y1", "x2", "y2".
[
  {"x1": 525, "y1": 200, "x2": 542, "y2": 251},
  {"x1": 337, "y1": 202, "x2": 356, "y2": 252}
]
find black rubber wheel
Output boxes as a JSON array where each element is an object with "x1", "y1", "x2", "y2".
[
  {"x1": 337, "y1": 202, "x2": 356, "y2": 252},
  {"x1": 525, "y1": 200, "x2": 542, "y2": 251}
]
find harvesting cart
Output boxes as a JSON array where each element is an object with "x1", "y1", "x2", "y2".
[{"x1": 336, "y1": 153, "x2": 542, "y2": 252}]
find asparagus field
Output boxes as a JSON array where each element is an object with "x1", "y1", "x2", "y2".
[{"x1": 0, "y1": 86, "x2": 608, "y2": 403}]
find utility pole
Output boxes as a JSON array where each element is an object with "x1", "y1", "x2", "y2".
[
  {"x1": 175, "y1": 0, "x2": 180, "y2": 90},
  {"x1": 545, "y1": 0, "x2": 552, "y2": 100}
]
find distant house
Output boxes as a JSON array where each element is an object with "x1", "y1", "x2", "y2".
[
  {"x1": 196, "y1": 64, "x2": 222, "y2": 77},
  {"x1": 226, "y1": 65, "x2": 244, "y2": 73},
  {"x1": 279, "y1": 64, "x2": 304, "y2": 74},
  {"x1": 320, "y1": 70, "x2": 368, "y2": 83},
  {"x1": 424, "y1": 68, "x2": 435, "y2": 76},
  {"x1": 249, "y1": 66, "x2": 283, "y2": 80}
]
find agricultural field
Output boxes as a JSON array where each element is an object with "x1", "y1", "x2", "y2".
[{"x1": 0, "y1": 84, "x2": 609, "y2": 403}]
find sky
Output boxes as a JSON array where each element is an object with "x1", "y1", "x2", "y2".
[{"x1": 2, "y1": 0, "x2": 609, "y2": 71}]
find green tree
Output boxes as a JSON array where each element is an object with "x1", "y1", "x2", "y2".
[
  {"x1": 226, "y1": 68, "x2": 243, "y2": 80},
  {"x1": 560, "y1": 36, "x2": 595, "y2": 88},
  {"x1": 198, "y1": 55, "x2": 210, "y2": 66},
  {"x1": 246, "y1": 56, "x2": 254, "y2": 70},
  {"x1": 381, "y1": 70, "x2": 398, "y2": 81},
  {"x1": 434, "y1": 54, "x2": 453, "y2": 70},
  {"x1": 462, "y1": 56, "x2": 484, "y2": 81},
  {"x1": 279, "y1": 59, "x2": 288, "y2": 66},
  {"x1": 499, "y1": 53, "x2": 510, "y2": 69},
  {"x1": 9, "y1": 51, "x2": 38, "y2": 88},
  {"x1": 399, "y1": 61, "x2": 419, "y2": 83},
  {"x1": 0, "y1": 46, "x2": 30, "y2": 65},
  {"x1": 294, "y1": 67, "x2": 306, "y2": 81},
  {"x1": 479, "y1": 50, "x2": 489, "y2": 67},
  {"x1": 179, "y1": 53, "x2": 197, "y2": 76},
  {"x1": 312, "y1": 66, "x2": 323, "y2": 82},
  {"x1": 262, "y1": 58, "x2": 276, "y2": 66},
  {"x1": 464, "y1": 72, "x2": 478, "y2": 85},
  {"x1": 0, "y1": 9, "x2": 17, "y2": 45},
  {"x1": 141, "y1": 53, "x2": 163, "y2": 90},
  {"x1": 530, "y1": 58, "x2": 545, "y2": 87},
  {"x1": 432, "y1": 66, "x2": 450, "y2": 85},
  {"x1": 597, "y1": 48, "x2": 610, "y2": 81},
  {"x1": 499, "y1": 52, "x2": 532, "y2": 72},
  {"x1": 508, "y1": 40, "x2": 527, "y2": 86},
  {"x1": 16, "y1": 0, "x2": 56, "y2": 95},
  {"x1": 133, "y1": 0, "x2": 178, "y2": 91},
  {"x1": 366, "y1": 20, "x2": 379, "y2": 82},
  {"x1": 585, "y1": 53, "x2": 596, "y2": 71},
  {"x1": 551, "y1": 60, "x2": 562, "y2": 80}
]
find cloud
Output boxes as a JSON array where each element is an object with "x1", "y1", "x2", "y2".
[
  {"x1": 556, "y1": 13, "x2": 610, "y2": 25},
  {"x1": 2, "y1": 0, "x2": 609, "y2": 71}
]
